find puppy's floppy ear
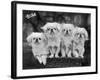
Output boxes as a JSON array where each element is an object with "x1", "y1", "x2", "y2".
[
  {"x1": 56, "y1": 23, "x2": 61, "y2": 31},
  {"x1": 41, "y1": 23, "x2": 49, "y2": 31},
  {"x1": 83, "y1": 28, "x2": 89, "y2": 40},
  {"x1": 72, "y1": 27, "x2": 77, "y2": 36},
  {"x1": 26, "y1": 32, "x2": 34, "y2": 46},
  {"x1": 41, "y1": 26, "x2": 45, "y2": 30},
  {"x1": 41, "y1": 27, "x2": 47, "y2": 33},
  {"x1": 41, "y1": 33, "x2": 48, "y2": 46}
]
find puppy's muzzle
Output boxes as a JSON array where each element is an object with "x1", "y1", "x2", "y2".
[
  {"x1": 66, "y1": 30, "x2": 68, "y2": 34},
  {"x1": 50, "y1": 29, "x2": 54, "y2": 34},
  {"x1": 79, "y1": 34, "x2": 82, "y2": 38},
  {"x1": 51, "y1": 29, "x2": 53, "y2": 32},
  {"x1": 35, "y1": 38, "x2": 38, "y2": 43}
]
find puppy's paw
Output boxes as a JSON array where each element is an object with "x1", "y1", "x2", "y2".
[
  {"x1": 61, "y1": 55, "x2": 66, "y2": 58},
  {"x1": 36, "y1": 56, "x2": 43, "y2": 64},
  {"x1": 73, "y1": 51, "x2": 79, "y2": 58},
  {"x1": 74, "y1": 55, "x2": 79, "y2": 58},
  {"x1": 49, "y1": 54, "x2": 54, "y2": 58},
  {"x1": 80, "y1": 55, "x2": 84, "y2": 58},
  {"x1": 42, "y1": 60, "x2": 46, "y2": 65},
  {"x1": 67, "y1": 51, "x2": 72, "y2": 58},
  {"x1": 61, "y1": 50, "x2": 66, "y2": 58},
  {"x1": 55, "y1": 55, "x2": 59, "y2": 58},
  {"x1": 41, "y1": 56, "x2": 47, "y2": 65},
  {"x1": 67, "y1": 55, "x2": 72, "y2": 58}
]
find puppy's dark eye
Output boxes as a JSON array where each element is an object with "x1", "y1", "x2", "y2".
[
  {"x1": 39, "y1": 38, "x2": 41, "y2": 40},
  {"x1": 54, "y1": 28, "x2": 56, "y2": 30},
  {"x1": 33, "y1": 38, "x2": 35, "y2": 40},
  {"x1": 47, "y1": 28, "x2": 50, "y2": 30},
  {"x1": 63, "y1": 29, "x2": 65, "y2": 31},
  {"x1": 76, "y1": 33, "x2": 80, "y2": 36}
]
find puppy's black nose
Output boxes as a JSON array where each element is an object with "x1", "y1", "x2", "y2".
[
  {"x1": 66, "y1": 30, "x2": 68, "y2": 34},
  {"x1": 35, "y1": 38, "x2": 38, "y2": 42},
  {"x1": 80, "y1": 34, "x2": 82, "y2": 38},
  {"x1": 51, "y1": 29, "x2": 53, "y2": 32}
]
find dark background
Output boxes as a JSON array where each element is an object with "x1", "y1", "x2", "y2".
[{"x1": 23, "y1": 10, "x2": 91, "y2": 69}]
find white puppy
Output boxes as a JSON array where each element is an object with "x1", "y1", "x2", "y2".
[
  {"x1": 41, "y1": 22, "x2": 61, "y2": 58},
  {"x1": 61, "y1": 24, "x2": 74, "y2": 57},
  {"x1": 72, "y1": 27, "x2": 88, "y2": 58},
  {"x1": 26, "y1": 32, "x2": 49, "y2": 65}
]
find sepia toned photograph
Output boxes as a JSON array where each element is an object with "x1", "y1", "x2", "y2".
[{"x1": 11, "y1": 1, "x2": 97, "y2": 79}]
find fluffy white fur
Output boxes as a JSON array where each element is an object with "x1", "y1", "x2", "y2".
[
  {"x1": 26, "y1": 32, "x2": 49, "y2": 65},
  {"x1": 41, "y1": 22, "x2": 61, "y2": 58},
  {"x1": 72, "y1": 27, "x2": 88, "y2": 58},
  {"x1": 61, "y1": 23, "x2": 74, "y2": 57}
]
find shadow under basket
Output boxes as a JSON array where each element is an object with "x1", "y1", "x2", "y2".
[
  {"x1": 45, "y1": 57, "x2": 83, "y2": 68},
  {"x1": 23, "y1": 52, "x2": 90, "y2": 69}
]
